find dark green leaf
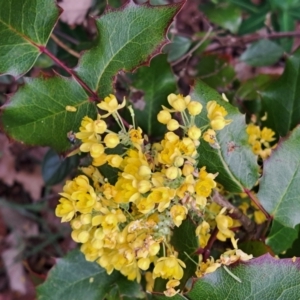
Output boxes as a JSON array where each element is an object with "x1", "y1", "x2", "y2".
[
  {"x1": 1, "y1": 76, "x2": 97, "y2": 152},
  {"x1": 171, "y1": 219, "x2": 198, "y2": 289},
  {"x1": 197, "y1": 54, "x2": 235, "y2": 89},
  {"x1": 76, "y1": 1, "x2": 183, "y2": 98},
  {"x1": 240, "y1": 39, "x2": 284, "y2": 67},
  {"x1": 278, "y1": 10, "x2": 295, "y2": 52},
  {"x1": 239, "y1": 240, "x2": 274, "y2": 257},
  {"x1": 283, "y1": 228, "x2": 300, "y2": 258},
  {"x1": 257, "y1": 126, "x2": 300, "y2": 228},
  {"x1": 238, "y1": 11, "x2": 267, "y2": 35},
  {"x1": 200, "y1": 3, "x2": 242, "y2": 34},
  {"x1": 191, "y1": 80, "x2": 259, "y2": 193},
  {"x1": 261, "y1": 49, "x2": 300, "y2": 137},
  {"x1": 42, "y1": 148, "x2": 80, "y2": 186},
  {"x1": 0, "y1": 0, "x2": 59, "y2": 76},
  {"x1": 165, "y1": 35, "x2": 192, "y2": 62},
  {"x1": 37, "y1": 250, "x2": 145, "y2": 300},
  {"x1": 228, "y1": 0, "x2": 263, "y2": 13},
  {"x1": 130, "y1": 55, "x2": 177, "y2": 137},
  {"x1": 266, "y1": 221, "x2": 300, "y2": 254}
]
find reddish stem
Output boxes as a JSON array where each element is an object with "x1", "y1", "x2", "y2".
[
  {"x1": 244, "y1": 188, "x2": 272, "y2": 221},
  {"x1": 39, "y1": 46, "x2": 99, "y2": 101}
]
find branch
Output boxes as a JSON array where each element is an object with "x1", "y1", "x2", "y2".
[
  {"x1": 212, "y1": 190, "x2": 256, "y2": 233},
  {"x1": 51, "y1": 34, "x2": 80, "y2": 58},
  {"x1": 40, "y1": 47, "x2": 99, "y2": 101}
]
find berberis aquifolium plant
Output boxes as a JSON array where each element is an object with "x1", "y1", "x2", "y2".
[{"x1": 1, "y1": 0, "x2": 300, "y2": 299}]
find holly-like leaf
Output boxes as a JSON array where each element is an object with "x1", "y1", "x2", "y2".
[
  {"x1": 240, "y1": 39, "x2": 284, "y2": 67},
  {"x1": 257, "y1": 125, "x2": 300, "y2": 228},
  {"x1": 37, "y1": 250, "x2": 145, "y2": 300},
  {"x1": 0, "y1": 0, "x2": 59, "y2": 76},
  {"x1": 75, "y1": 0, "x2": 184, "y2": 98},
  {"x1": 154, "y1": 254, "x2": 300, "y2": 299},
  {"x1": 130, "y1": 54, "x2": 177, "y2": 137},
  {"x1": 1, "y1": 76, "x2": 97, "y2": 151},
  {"x1": 261, "y1": 49, "x2": 300, "y2": 137},
  {"x1": 266, "y1": 221, "x2": 300, "y2": 254},
  {"x1": 191, "y1": 80, "x2": 259, "y2": 193}
]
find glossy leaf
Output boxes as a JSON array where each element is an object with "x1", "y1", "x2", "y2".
[
  {"x1": 240, "y1": 39, "x2": 284, "y2": 67},
  {"x1": 130, "y1": 55, "x2": 177, "y2": 137},
  {"x1": 76, "y1": 0, "x2": 183, "y2": 98},
  {"x1": 191, "y1": 80, "x2": 259, "y2": 193},
  {"x1": 165, "y1": 35, "x2": 192, "y2": 62},
  {"x1": 239, "y1": 240, "x2": 274, "y2": 257},
  {"x1": 200, "y1": 3, "x2": 242, "y2": 34},
  {"x1": 0, "y1": 0, "x2": 59, "y2": 76},
  {"x1": 37, "y1": 250, "x2": 145, "y2": 300},
  {"x1": 42, "y1": 148, "x2": 80, "y2": 186},
  {"x1": 257, "y1": 126, "x2": 300, "y2": 228},
  {"x1": 266, "y1": 221, "x2": 300, "y2": 254},
  {"x1": 278, "y1": 10, "x2": 295, "y2": 52},
  {"x1": 155, "y1": 254, "x2": 300, "y2": 299},
  {"x1": 261, "y1": 49, "x2": 300, "y2": 137},
  {"x1": 1, "y1": 76, "x2": 97, "y2": 151}
]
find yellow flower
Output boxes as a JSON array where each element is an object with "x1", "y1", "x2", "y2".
[
  {"x1": 167, "y1": 119, "x2": 180, "y2": 131},
  {"x1": 129, "y1": 127, "x2": 143, "y2": 144},
  {"x1": 196, "y1": 257, "x2": 221, "y2": 277},
  {"x1": 89, "y1": 143, "x2": 105, "y2": 158},
  {"x1": 55, "y1": 198, "x2": 76, "y2": 222},
  {"x1": 254, "y1": 210, "x2": 267, "y2": 224},
  {"x1": 164, "y1": 279, "x2": 180, "y2": 297},
  {"x1": 167, "y1": 93, "x2": 191, "y2": 112},
  {"x1": 97, "y1": 94, "x2": 126, "y2": 118},
  {"x1": 106, "y1": 154, "x2": 123, "y2": 168},
  {"x1": 203, "y1": 129, "x2": 216, "y2": 144},
  {"x1": 104, "y1": 133, "x2": 120, "y2": 148},
  {"x1": 187, "y1": 101, "x2": 202, "y2": 116},
  {"x1": 196, "y1": 221, "x2": 210, "y2": 248},
  {"x1": 170, "y1": 205, "x2": 188, "y2": 227},
  {"x1": 165, "y1": 166, "x2": 181, "y2": 180},
  {"x1": 206, "y1": 101, "x2": 232, "y2": 130},
  {"x1": 246, "y1": 124, "x2": 260, "y2": 145},
  {"x1": 157, "y1": 110, "x2": 172, "y2": 124},
  {"x1": 195, "y1": 177, "x2": 216, "y2": 197},
  {"x1": 188, "y1": 126, "x2": 201, "y2": 140},
  {"x1": 260, "y1": 127, "x2": 275, "y2": 144},
  {"x1": 153, "y1": 255, "x2": 186, "y2": 280}
]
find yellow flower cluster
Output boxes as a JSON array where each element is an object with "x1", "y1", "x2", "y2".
[
  {"x1": 56, "y1": 93, "x2": 238, "y2": 297},
  {"x1": 246, "y1": 124, "x2": 275, "y2": 159}
]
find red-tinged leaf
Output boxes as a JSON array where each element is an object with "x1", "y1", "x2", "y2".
[{"x1": 0, "y1": 0, "x2": 60, "y2": 76}]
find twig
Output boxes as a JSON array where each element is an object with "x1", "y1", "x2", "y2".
[
  {"x1": 53, "y1": 30, "x2": 80, "y2": 45},
  {"x1": 243, "y1": 188, "x2": 271, "y2": 221},
  {"x1": 171, "y1": 26, "x2": 213, "y2": 66},
  {"x1": 40, "y1": 46, "x2": 99, "y2": 101},
  {"x1": 51, "y1": 34, "x2": 81, "y2": 58},
  {"x1": 212, "y1": 191, "x2": 256, "y2": 233}
]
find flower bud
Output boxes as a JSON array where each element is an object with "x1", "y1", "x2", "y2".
[
  {"x1": 188, "y1": 126, "x2": 201, "y2": 140},
  {"x1": 167, "y1": 119, "x2": 179, "y2": 131},
  {"x1": 157, "y1": 110, "x2": 171, "y2": 124},
  {"x1": 166, "y1": 166, "x2": 181, "y2": 180},
  {"x1": 104, "y1": 133, "x2": 119, "y2": 148},
  {"x1": 187, "y1": 101, "x2": 202, "y2": 115}
]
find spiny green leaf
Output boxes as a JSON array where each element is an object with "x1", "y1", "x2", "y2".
[
  {"x1": 257, "y1": 125, "x2": 300, "y2": 228},
  {"x1": 191, "y1": 80, "x2": 259, "y2": 193},
  {"x1": 0, "y1": 0, "x2": 59, "y2": 76},
  {"x1": 266, "y1": 221, "x2": 300, "y2": 254},
  {"x1": 1, "y1": 76, "x2": 97, "y2": 152},
  {"x1": 75, "y1": 0, "x2": 184, "y2": 98},
  {"x1": 183, "y1": 254, "x2": 300, "y2": 299},
  {"x1": 240, "y1": 39, "x2": 284, "y2": 67},
  {"x1": 37, "y1": 250, "x2": 145, "y2": 300},
  {"x1": 130, "y1": 54, "x2": 176, "y2": 137},
  {"x1": 261, "y1": 49, "x2": 300, "y2": 137}
]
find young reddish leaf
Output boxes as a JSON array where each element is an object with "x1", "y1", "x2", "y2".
[
  {"x1": 154, "y1": 254, "x2": 300, "y2": 299},
  {"x1": 257, "y1": 125, "x2": 300, "y2": 228},
  {"x1": 0, "y1": 0, "x2": 60, "y2": 76},
  {"x1": 75, "y1": 0, "x2": 184, "y2": 98},
  {"x1": 191, "y1": 80, "x2": 259, "y2": 193},
  {"x1": 1, "y1": 76, "x2": 97, "y2": 151}
]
